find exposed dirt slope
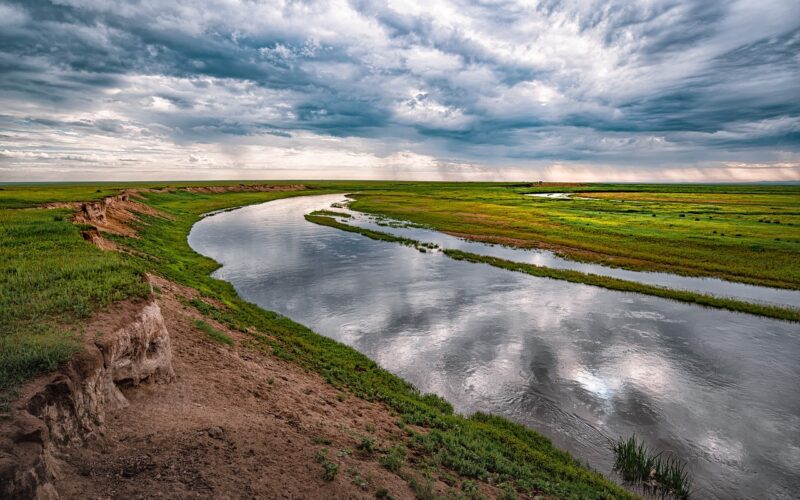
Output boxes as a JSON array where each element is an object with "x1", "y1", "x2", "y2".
[
  {"x1": 1, "y1": 295, "x2": 174, "y2": 499},
  {"x1": 183, "y1": 184, "x2": 306, "y2": 194},
  {"x1": 50, "y1": 275, "x2": 504, "y2": 499}
]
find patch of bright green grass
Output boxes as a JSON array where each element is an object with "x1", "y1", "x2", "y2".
[
  {"x1": 0, "y1": 207, "x2": 149, "y2": 406},
  {"x1": 193, "y1": 319, "x2": 234, "y2": 346},
  {"x1": 348, "y1": 183, "x2": 800, "y2": 290},
  {"x1": 308, "y1": 209, "x2": 352, "y2": 218}
]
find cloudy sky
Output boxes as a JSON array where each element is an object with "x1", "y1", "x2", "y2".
[{"x1": 1, "y1": 0, "x2": 798, "y2": 182}]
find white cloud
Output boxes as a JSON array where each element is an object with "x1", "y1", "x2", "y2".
[{"x1": 0, "y1": 0, "x2": 798, "y2": 181}]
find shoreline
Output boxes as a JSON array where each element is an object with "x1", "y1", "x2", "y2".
[
  {"x1": 2, "y1": 186, "x2": 633, "y2": 499},
  {"x1": 305, "y1": 211, "x2": 800, "y2": 323}
]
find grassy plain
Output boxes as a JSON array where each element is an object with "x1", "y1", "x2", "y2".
[
  {"x1": 2, "y1": 180, "x2": 797, "y2": 497},
  {"x1": 0, "y1": 182, "x2": 633, "y2": 498},
  {"x1": 348, "y1": 183, "x2": 800, "y2": 290}
]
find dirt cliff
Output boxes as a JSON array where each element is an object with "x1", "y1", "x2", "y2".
[{"x1": 0, "y1": 295, "x2": 174, "y2": 499}]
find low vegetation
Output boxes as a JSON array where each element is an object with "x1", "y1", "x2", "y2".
[
  {"x1": 315, "y1": 449, "x2": 340, "y2": 481},
  {"x1": 306, "y1": 211, "x2": 440, "y2": 252},
  {"x1": 193, "y1": 319, "x2": 234, "y2": 345},
  {"x1": 309, "y1": 209, "x2": 352, "y2": 218},
  {"x1": 304, "y1": 214, "x2": 800, "y2": 322},
  {"x1": 347, "y1": 183, "x2": 800, "y2": 290},
  {"x1": 612, "y1": 435, "x2": 692, "y2": 499}
]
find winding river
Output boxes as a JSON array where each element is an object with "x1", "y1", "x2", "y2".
[{"x1": 189, "y1": 194, "x2": 800, "y2": 499}]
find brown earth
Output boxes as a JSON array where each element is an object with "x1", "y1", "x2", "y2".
[
  {"x1": 49, "y1": 275, "x2": 506, "y2": 499},
  {"x1": 183, "y1": 184, "x2": 306, "y2": 194},
  {"x1": 3, "y1": 268, "x2": 508, "y2": 499}
]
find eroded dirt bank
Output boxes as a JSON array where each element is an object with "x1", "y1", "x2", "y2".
[
  {"x1": 1, "y1": 293, "x2": 174, "y2": 499},
  {"x1": 4, "y1": 274, "x2": 506, "y2": 499}
]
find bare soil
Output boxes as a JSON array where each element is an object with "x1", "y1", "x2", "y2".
[{"x1": 50, "y1": 275, "x2": 503, "y2": 499}]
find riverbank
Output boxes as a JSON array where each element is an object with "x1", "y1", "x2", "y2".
[
  {"x1": 347, "y1": 183, "x2": 800, "y2": 290},
  {"x1": 1, "y1": 184, "x2": 632, "y2": 498},
  {"x1": 305, "y1": 212, "x2": 800, "y2": 322}
]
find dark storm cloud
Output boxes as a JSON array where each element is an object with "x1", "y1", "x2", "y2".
[{"x1": 0, "y1": 0, "x2": 798, "y2": 180}]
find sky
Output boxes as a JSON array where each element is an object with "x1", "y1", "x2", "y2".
[{"x1": 0, "y1": 0, "x2": 798, "y2": 182}]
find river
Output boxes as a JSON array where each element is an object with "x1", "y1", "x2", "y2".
[{"x1": 189, "y1": 194, "x2": 800, "y2": 499}]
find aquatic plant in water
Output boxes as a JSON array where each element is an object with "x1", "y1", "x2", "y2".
[{"x1": 612, "y1": 435, "x2": 692, "y2": 499}]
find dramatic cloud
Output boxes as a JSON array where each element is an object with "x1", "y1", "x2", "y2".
[{"x1": 0, "y1": 0, "x2": 798, "y2": 181}]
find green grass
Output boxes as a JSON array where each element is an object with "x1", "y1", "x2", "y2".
[
  {"x1": 107, "y1": 188, "x2": 632, "y2": 498},
  {"x1": 347, "y1": 183, "x2": 800, "y2": 290},
  {"x1": 315, "y1": 449, "x2": 340, "y2": 481},
  {"x1": 308, "y1": 209, "x2": 352, "y2": 218},
  {"x1": 612, "y1": 436, "x2": 691, "y2": 499},
  {"x1": 305, "y1": 212, "x2": 440, "y2": 252},
  {"x1": 379, "y1": 445, "x2": 406, "y2": 472},
  {"x1": 0, "y1": 207, "x2": 149, "y2": 406},
  {"x1": 193, "y1": 319, "x2": 234, "y2": 345},
  {"x1": 12, "y1": 181, "x2": 797, "y2": 497},
  {"x1": 304, "y1": 214, "x2": 800, "y2": 322}
]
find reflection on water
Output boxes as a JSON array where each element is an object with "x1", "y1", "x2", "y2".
[
  {"x1": 189, "y1": 195, "x2": 800, "y2": 499},
  {"x1": 337, "y1": 203, "x2": 800, "y2": 309}
]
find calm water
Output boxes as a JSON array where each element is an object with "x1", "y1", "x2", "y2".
[
  {"x1": 189, "y1": 195, "x2": 800, "y2": 499},
  {"x1": 339, "y1": 200, "x2": 800, "y2": 309}
]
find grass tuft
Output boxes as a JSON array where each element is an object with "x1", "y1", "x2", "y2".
[
  {"x1": 379, "y1": 445, "x2": 406, "y2": 472},
  {"x1": 193, "y1": 319, "x2": 234, "y2": 345},
  {"x1": 315, "y1": 449, "x2": 340, "y2": 481},
  {"x1": 612, "y1": 435, "x2": 692, "y2": 499}
]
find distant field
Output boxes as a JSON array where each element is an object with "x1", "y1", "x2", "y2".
[{"x1": 348, "y1": 183, "x2": 800, "y2": 290}]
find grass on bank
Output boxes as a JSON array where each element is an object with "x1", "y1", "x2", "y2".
[
  {"x1": 304, "y1": 214, "x2": 800, "y2": 322},
  {"x1": 193, "y1": 319, "x2": 234, "y2": 346},
  {"x1": 347, "y1": 183, "x2": 800, "y2": 290},
  {"x1": 306, "y1": 211, "x2": 439, "y2": 252},
  {"x1": 107, "y1": 188, "x2": 633, "y2": 498}
]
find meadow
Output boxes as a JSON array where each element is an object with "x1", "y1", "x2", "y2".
[
  {"x1": 348, "y1": 183, "x2": 800, "y2": 290},
  {"x1": 2, "y1": 180, "x2": 797, "y2": 498}
]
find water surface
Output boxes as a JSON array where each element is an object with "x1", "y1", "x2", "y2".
[
  {"x1": 337, "y1": 201, "x2": 800, "y2": 309},
  {"x1": 189, "y1": 195, "x2": 800, "y2": 499}
]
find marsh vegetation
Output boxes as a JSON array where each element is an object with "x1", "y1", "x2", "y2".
[{"x1": 3, "y1": 181, "x2": 799, "y2": 498}]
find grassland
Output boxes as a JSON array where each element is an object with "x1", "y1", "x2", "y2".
[
  {"x1": 0, "y1": 206, "x2": 149, "y2": 407},
  {"x1": 3, "y1": 180, "x2": 798, "y2": 498},
  {"x1": 347, "y1": 183, "x2": 800, "y2": 290},
  {"x1": 0, "y1": 182, "x2": 634, "y2": 498},
  {"x1": 304, "y1": 213, "x2": 799, "y2": 321}
]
